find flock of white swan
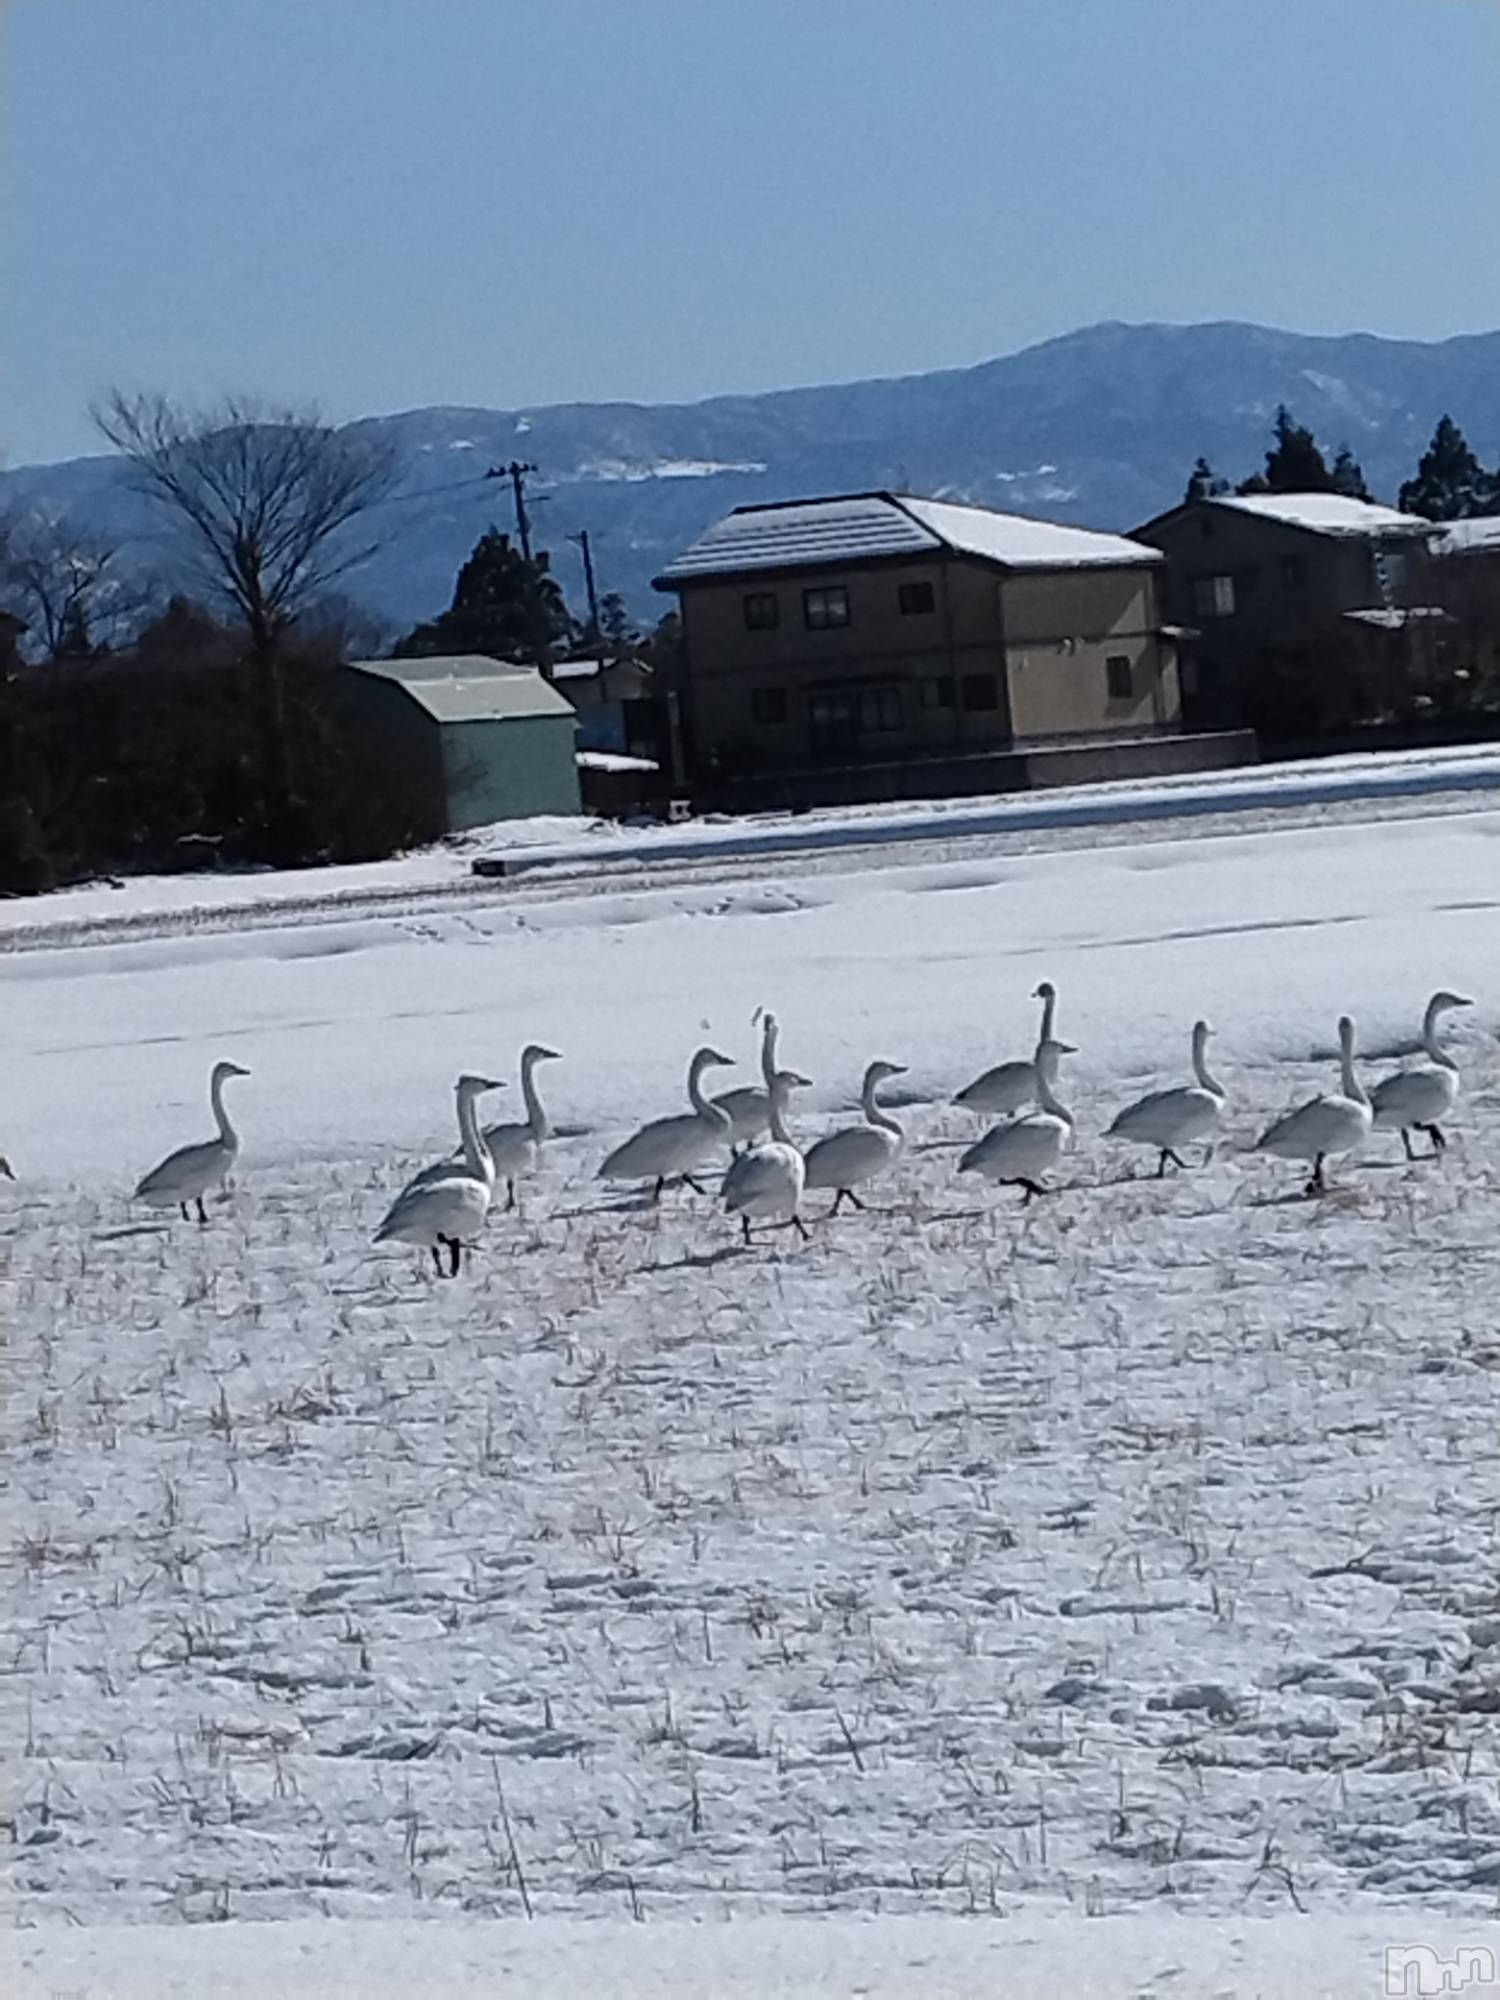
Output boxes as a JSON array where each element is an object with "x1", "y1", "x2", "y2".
[{"x1": 109, "y1": 984, "x2": 1478, "y2": 1277}]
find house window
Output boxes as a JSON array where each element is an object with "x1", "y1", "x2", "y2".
[
  {"x1": 1193, "y1": 574, "x2": 1236, "y2": 619},
  {"x1": 807, "y1": 691, "x2": 857, "y2": 757},
  {"x1": 898, "y1": 580, "x2": 935, "y2": 616},
  {"x1": 1380, "y1": 549, "x2": 1409, "y2": 590},
  {"x1": 920, "y1": 676, "x2": 956, "y2": 710},
  {"x1": 1106, "y1": 655, "x2": 1134, "y2": 699},
  {"x1": 858, "y1": 686, "x2": 903, "y2": 733},
  {"x1": 751, "y1": 685, "x2": 787, "y2": 725},
  {"x1": 961, "y1": 672, "x2": 999, "y2": 712},
  {"x1": 803, "y1": 585, "x2": 850, "y2": 631},
  {"x1": 1281, "y1": 555, "x2": 1306, "y2": 589},
  {"x1": 743, "y1": 591, "x2": 779, "y2": 631}
]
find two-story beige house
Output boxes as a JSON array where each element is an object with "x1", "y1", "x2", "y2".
[{"x1": 652, "y1": 492, "x2": 1198, "y2": 806}]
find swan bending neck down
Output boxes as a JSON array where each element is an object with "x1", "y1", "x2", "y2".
[
  {"x1": 954, "y1": 980, "x2": 1058, "y2": 1116},
  {"x1": 599, "y1": 1046, "x2": 735, "y2": 1201},
  {"x1": 959, "y1": 1038, "x2": 1076, "y2": 1203},
  {"x1": 375, "y1": 1074, "x2": 501, "y2": 1277},
  {"x1": 801, "y1": 1060, "x2": 907, "y2": 1216},
  {"x1": 1106, "y1": 1019, "x2": 1226, "y2": 1178},
  {"x1": 1255, "y1": 1015, "x2": 1371, "y2": 1196},
  {"x1": 482, "y1": 1043, "x2": 563, "y2": 1209},
  {"x1": 134, "y1": 1059, "x2": 251, "y2": 1225},
  {"x1": 1371, "y1": 988, "x2": 1472, "y2": 1160},
  {"x1": 721, "y1": 1068, "x2": 813, "y2": 1244}
]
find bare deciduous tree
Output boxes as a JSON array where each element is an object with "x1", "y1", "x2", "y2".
[
  {"x1": 0, "y1": 510, "x2": 150, "y2": 661},
  {"x1": 93, "y1": 391, "x2": 399, "y2": 844}
]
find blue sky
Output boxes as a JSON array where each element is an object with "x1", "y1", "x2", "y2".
[{"x1": 5, "y1": 0, "x2": 1499, "y2": 464}]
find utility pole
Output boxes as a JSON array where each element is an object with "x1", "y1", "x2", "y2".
[
  {"x1": 485, "y1": 459, "x2": 538, "y2": 561},
  {"x1": 568, "y1": 529, "x2": 601, "y2": 641}
]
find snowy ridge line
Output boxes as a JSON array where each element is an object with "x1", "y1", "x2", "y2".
[
  {"x1": 2, "y1": 783, "x2": 1495, "y2": 958},
  {"x1": 486, "y1": 750, "x2": 1500, "y2": 879}
]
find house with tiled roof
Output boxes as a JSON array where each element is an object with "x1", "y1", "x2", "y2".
[{"x1": 652, "y1": 492, "x2": 1235, "y2": 807}]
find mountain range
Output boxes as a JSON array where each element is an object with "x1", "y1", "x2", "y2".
[{"x1": 4, "y1": 320, "x2": 1498, "y2": 636}]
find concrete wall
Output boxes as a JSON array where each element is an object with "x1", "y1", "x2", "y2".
[
  {"x1": 334, "y1": 670, "x2": 447, "y2": 840},
  {"x1": 439, "y1": 714, "x2": 580, "y2": 829},
  {"x1": 1001, "y1": 569, "x2": 1178, "y2": 738}
]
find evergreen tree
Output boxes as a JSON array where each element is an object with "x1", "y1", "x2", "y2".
[
  {"x1": 1330, "y1": 445, "x2": 1374, "y2": 502},
  {"x1": 1257, "y1": 405, "x2": 1334, "y2": 492},
  {"x1": 1184, "y1": 456, "x2": 1228, "y2": 503},
  {"x1": 1398, "y1": 415, "x2": 1500, "y2": 520},
  {"x1": 597, "y1": 591, "x2": 637, "y2": 655},
  {"x1": 396, "y1": 529, "x2": 576, "y2": 665}
]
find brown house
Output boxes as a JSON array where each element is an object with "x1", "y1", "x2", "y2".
[
  {"x1": 1134, "y1": 493, "x2": 1450, "y2": 738},
  {"x1": 652, "y1": 492, "x2": 1222, "y2": 808}
]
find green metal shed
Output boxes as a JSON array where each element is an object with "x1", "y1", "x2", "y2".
[{"x1": 342, "y1": 655, "x2": 580, "y2": 832}]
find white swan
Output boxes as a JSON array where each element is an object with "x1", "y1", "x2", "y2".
[
  {"x1": 599, "y1": 1046, "x2": 736, "y2": 1200},
  {"x1": 1255, "y1": 1015, "x2": 1372, "y2": 1195},
  {"x1": 134, "y1": 1059, "x2": 250, "y2": 1224},
  {"x1": 802, "y1": 1060, "x2": 907, "y2": 1215},
  {"x1": 482, "y1": 1043, "x2": 563, "y2": 1208},
  {"x1": 959, "y1": 1038, "x2": 1076, "y2": 1202},
  {"x1": 1370, "y1": 989, "x2": 1473, "y2": 1159},
  {"x1": 721, "y1": 1069, "x2": 813, "y2": 1244},
  {"x1": 1106, "y1": 1020, "x2": 1227, "y2": 1177},
  {"x1": 712, "y1": 1010, "x2": 781, "y2": 1150},
  {"x1": 955, "y1": 981, "x2": 1058, "y2": 1116},
  {"x1": 375, "y1": 1073, "x2": 502, "y2": 1276}
]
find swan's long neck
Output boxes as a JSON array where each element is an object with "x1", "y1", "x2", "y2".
[
  {"x1": 1191, "y1": 1027, "x2": 1224, "y2": 1098},
  {"x1": 1037, "y1": 988, "x2": 1057, "y2": 1045},
  {"x1": 1036, "y1": 1056, "x2": 1073, "y2": 1126},
  {"x1": 689, "y1": 1055, "x2": 732, "y2": 1133},
  {"x1": 210, "y1": 1072, "x2": 239, "y2": 1151},
  {"x1": 457, "y1": 1087, "x2": 493, "y2": 1182},
  {"x1": 767, "y1": 1078, "x2": 796, "y2": 1147},
  {"x1": 759, "y1": 1017, "x2": 780, "y2": 1089},
  {"x1": 1422, "y1": 1002, "x2": 1458, "y2": 1071},
  {"x1": 1338, "y1": 1027, "x2": 1369, "y2": 1108},
  {"x1": 520, "y1": 1053, "x2": 549, "y2": 1141},
  {"x1": 862, "y1": 1072, "x2": 902, "y2": 1139}
]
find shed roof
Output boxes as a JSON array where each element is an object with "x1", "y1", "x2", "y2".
[
  {"x1": 1437, "y1": 515, "x2": 1500, "y2": 556},
  {"x1": 1140, "y1": 492, "x2": 1432, "y2": 541},
  {"x1": 654, "y1": 491, "x2": 1160, "y2": 586},
  {"x1": 345, "y1": 655, "x2": 576, "y2": 725}
]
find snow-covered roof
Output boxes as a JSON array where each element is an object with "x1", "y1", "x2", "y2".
[
  {"x1": 577, "y1": 750, "x2": 659, "y2": 773},
  {"x1": 1436, "y1": 516, "x2": 1500, "y2": 556},
  {"x1": 1205, "y1": 494, "x2": 1431, "y2": 539},
  {"x1": 1342, "y1": 606, "x2": 1451, "y2": 630},
  {"x1": 551, "y1": 657, "x2": 609, "y2": 681},
  {"x1": 345, "y1": 656, "x2": 576, "y2": 726},
  {"x1": 655, "y1": 491, "x2": 1160, "y2": 585}
]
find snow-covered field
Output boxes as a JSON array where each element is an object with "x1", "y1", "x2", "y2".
[{"x1": 5, "y1": 793, "x2": 1500, "y2": 1995}]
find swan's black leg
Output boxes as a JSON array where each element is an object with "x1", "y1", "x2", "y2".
[
  {"x1": 1307, "y1": 1154, "x2": 1327, "y2": 1195},
  {"x1": 1425, "y1": 1123, "x2": 1446, "y2": 1154},
  {"x1": 790, "y1": 1214, "x2": 810, "y2": 1240},
  {"x1": 505, "y1": 1179, "x2": 517, "y2": 1212},
  {"x1": 1020, "y1": 1178, "x2": 1048, "y2": 1204},
  {"x1": 1156, "y1": 1151, "x2": 1170, "y2": 1179},
  {"x1": 845, "y1": 1188, "x2": 867, "y2": 1212},
  {"x1": 1400, "y1": 1128, "x2": 1416, "y2": 1162},
  {"x1": 651, "y1": 1177, "x2": 665, "y2": 1204},
  {"x1": 1167, "y1": 1148, "x2": 1188, "y2": 1171},
  {"x1": 682, "y1": 1173, "x2": 708, "y2": 1194},
  {"x1": 448, "y1": 1237, "x2": 462, "y2": 1278},
  {"x1": 179, "y1": 1202, "x2": 190, "y2": 1222},
  {"x1": 740, "y1": 1215, "x2": 752, "y2": 1245},
  {"x1": 430, "y1": 1243, "x2": 445, "y2": 1278},
  {"x1": 196, "y1": 1195, "x2": 209, "y2": 1225},
  {"x1": 829, "y1": 1189, "x2": 848, "y2": 1217}
]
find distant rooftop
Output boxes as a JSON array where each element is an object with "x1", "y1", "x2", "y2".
[
  {"x1": 1437, "y1": 515, "x2": 1500, "y2": 556},
  {"x1": 654, "y1": 491, "x2": 1160, "y2": 586},
  {"x1": 1205, "y1": 493, "x2": 1432, "y2": 538},
  {"x1": 345, "y1": 655, "x2": 576, "y2": 725}
]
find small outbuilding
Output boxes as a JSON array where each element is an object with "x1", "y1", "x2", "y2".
[{"x1": 340, "y1": 654, "x2": 580, "y2": 833}]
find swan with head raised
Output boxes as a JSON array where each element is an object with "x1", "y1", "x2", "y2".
[
  {"x1": 721, "y1": 1068, "x2": 813, "y2": 1243},
  {"x1": 1255, "y1": 1016, "x2": 1372, "y2": 1195},
  {"x1": 955, "y1": 981, "x2": 1058, "y2": 1117},
  {"x1": 802, "y1": 1060, "x2": 906, "y2": 1216},
  {"x1": 599, "y1": 1046, "x2": 736, "y2": 1200},
  {"x1": 1106, "y1": 1020, "x2": 1226, "y2": 1177},
  {"x1": 482, "y1": 1043, "x2": 563, "y2": 1208},
  {"x1": 1370, "y1": 989, "x2": 1472, "y2": 1159},
  {"x1": 959, "y1": 1038, "x2": 1076, "y2": 1202},
  {"x1": 712, "y1": 1010, "x2": 782, "y2": 1151},
  {"x1": 134, "y1": 1059, "x2": 251, "y2": 1224},
  {"x1": 375, "y1": 1073, "x2": 502, "y2": 1277}
]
